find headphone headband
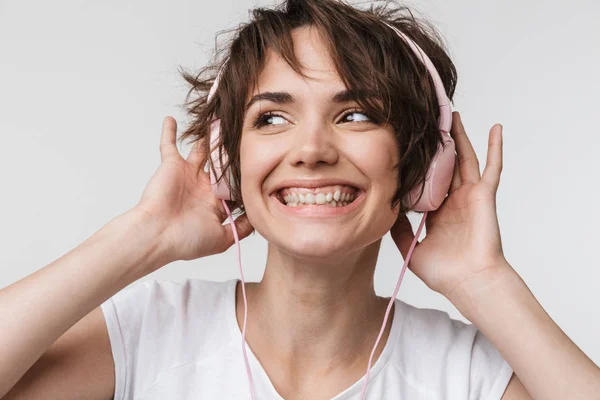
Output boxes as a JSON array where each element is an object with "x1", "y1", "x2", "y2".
[{"x1": 381, "y1": 22, "x2": 452, "y2": 134}]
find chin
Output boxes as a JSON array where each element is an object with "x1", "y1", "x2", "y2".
[{"x1": 272, "y1": 228, "x2": 358, "y2": 259}]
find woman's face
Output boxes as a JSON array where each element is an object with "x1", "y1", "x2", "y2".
[{"x1": 240, "y1": 26, "x2": 400, "y2": 259}]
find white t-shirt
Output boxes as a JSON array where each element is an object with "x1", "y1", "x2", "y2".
[{"x1": 100, "y1": 278, "x2": 513, "y2": 400}]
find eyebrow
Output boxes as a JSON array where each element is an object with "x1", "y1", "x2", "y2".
[{"x1": 244, "y1": 89, "x2": 377, "y2": 112}]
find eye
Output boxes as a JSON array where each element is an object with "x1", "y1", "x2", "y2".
[
  {"x1": 251, "y1": 109, "x2": 376, "y2": 129},
  {"x1": 339, "y1": 109, "x2": 375, "y2": 124},
  {"x1": 252, "y1": 112, "x2": 288, "y2": 128}
]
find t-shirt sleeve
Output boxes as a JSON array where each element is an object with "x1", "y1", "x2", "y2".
[
  {"x1": 435, "y1": 311, "x2": 514, "y2": 400},
  {"x1": 100, "y1": 281, "x2": 147, "y2": 400},
  {"x1": 398, "y1": 303, "x2": 514, "y2": 400},
  {"x1": 100, "y1": 278, "x2": 229, "y2": 400},
  {"x1": 100, "y1": 280, "x2": 174, "y2": 400},
  {"x1": 467, "y1": 325, "x2": 514, "y2": 400}
]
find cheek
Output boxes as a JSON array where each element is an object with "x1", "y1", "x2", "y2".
[
  {"x1": 345, "y1": 134, "x2": 400, "y2": 236},
  {"x1": 375, "y1": 138, "x2": 399, "y2": 192},
  {"x1": 345, "y1": 132, "x2": 399, "y2": 193},
  {"x1": 239, "y1": 134, "x2": 284, "y2": 212}
]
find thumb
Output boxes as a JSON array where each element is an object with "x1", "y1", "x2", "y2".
[
  {"x1": 390, "y1": 213, "x2": 419, "y2": 260},
  {"x1": 160, "y1": 116, "x2": 179, "y2": 162}
]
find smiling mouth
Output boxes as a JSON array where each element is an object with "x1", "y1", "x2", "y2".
[{"x1": 275, "y1": 185, "x2": 360, "y2": 207}]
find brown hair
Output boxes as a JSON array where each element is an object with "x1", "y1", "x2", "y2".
[{"x1": 178, "y1": 0, "x2": 457, "y2": 214}]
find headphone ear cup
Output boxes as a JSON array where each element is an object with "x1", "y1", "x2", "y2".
[
  {"x1": 209, "y1": 118, "x2": 234, "y2": 201},
  {"x1": 406, "y1": 136, "x2": 456, "y2": 212}
]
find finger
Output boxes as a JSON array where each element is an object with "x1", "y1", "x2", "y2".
[
  {"x1": 451, "y1": 112, "x2": 481, "y2": 184},
  {"x1": 481, "y1": 124, "x2": 503, "y2": 191},
  {"x1": 390, "y1": 213, "x2": 419, "y2": 260},
  {"x1": 221, "y1": 213, "x2": 255, "y2": 251},
  {"x1": 160, "y1": 116, "x2": 179, "y2": 162},
  {"x1": 449, "y1": 154, "x2": 462, "y2": 193},
  {"x1": 213, "y1": 199, "x2": 235, "y2": 224},
  {"x1": 186, "y1": 136, "x2": 208, "y2": 168}
]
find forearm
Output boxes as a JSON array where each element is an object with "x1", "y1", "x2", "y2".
[
  {"x1": 449, "y1": 263, "x2": 600, "y2": 400},
  {"x1": 0, "y1": 207, "x2": 170, "y2": 396}
]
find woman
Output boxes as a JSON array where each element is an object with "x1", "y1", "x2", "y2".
[{"x1": 1, "y1": 0, "x2": 599, "y2": 399}]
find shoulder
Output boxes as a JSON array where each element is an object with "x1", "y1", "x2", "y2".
[
  {"x1": 104, "y1": 278, "x2": 231, "y2": 306},
  {"x1": 103, "y1": 278, "x2": 232, "y2": 321},
  {"x1": 395, "y1": 299, "x2": 479, "y2": 348},
  {"x1": 101, "y1": 277, "x2": 234, "y2": 342},
  {"x1": 389, "y1": 299, "x2": 513, "y2": 400}
]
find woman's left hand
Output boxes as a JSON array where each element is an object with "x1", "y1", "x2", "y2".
[{"x1": 390, "y1": 111, "x2": 509, "y2": 300}]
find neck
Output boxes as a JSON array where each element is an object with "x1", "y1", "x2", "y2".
[{"x1": 236, "y1": 239, "x2": 395, "y2": 390}]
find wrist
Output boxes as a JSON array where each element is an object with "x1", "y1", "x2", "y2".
[
  {"x1": 109, "y1": 207, "x2": 175, "y2": 275},
  {"x1": 446, "y1": 261, "x2": 517, "y2": 321}
]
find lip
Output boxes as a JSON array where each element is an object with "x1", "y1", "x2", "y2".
[
  {"x1": 269, "y1": 178, "x2": 365, "y2": 196},
  {"x1": 269, "y1": 190, "x2": 366, "y2": 217}
]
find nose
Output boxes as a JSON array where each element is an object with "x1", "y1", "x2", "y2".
[{"x1": 287, "y1": 119, "x2": 339, "y2": 168}]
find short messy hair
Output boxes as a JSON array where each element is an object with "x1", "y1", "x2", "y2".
[{"x1": 177, "y1": 0, "x2": 457, "y2": 214}]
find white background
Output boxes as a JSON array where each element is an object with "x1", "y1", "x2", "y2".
[{"x1": 1, "y1": 0, "x2": 598, "y2": 365}]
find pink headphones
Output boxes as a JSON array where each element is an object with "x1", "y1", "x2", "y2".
[{"x1": 205, "y1": 21, "x2": 456, "y2": 400}]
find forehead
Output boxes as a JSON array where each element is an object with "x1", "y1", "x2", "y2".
[{"x1": 247, "y1": 26, "x2": 344, "y2": 100}]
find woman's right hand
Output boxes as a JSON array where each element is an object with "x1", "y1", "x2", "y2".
[{"x1": 135, "y1": 116, "x2": 254, "y2": 263}]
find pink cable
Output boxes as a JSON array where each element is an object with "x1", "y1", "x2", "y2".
[
  {"x1": 223, "y1": 197, "x2": 427, "y2": 400},
  {"x1": 358, "y1": 211, "x2": 428, "y2": 400},
  {"x1": 221, "y1": 199, "x2": 256, "y2": 400}
]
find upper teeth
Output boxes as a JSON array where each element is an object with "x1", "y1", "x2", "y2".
[{"x1": 281, "y1": 189, "x2": 356, "y2": 207}]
